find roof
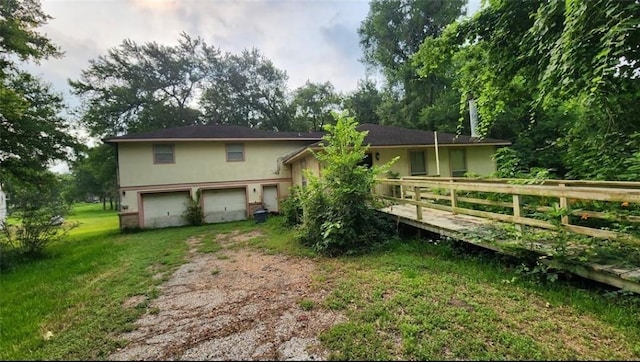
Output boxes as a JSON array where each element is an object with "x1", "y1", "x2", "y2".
[
  {"x1": 282, "y1": 123, "x2": 511, "y2": 164},
  {"x1": 103, "y1": 124, "x2": 325, "y2": 143},
  {"x1": 355, "y1": 123, "x2": 510, "y2": 147}
]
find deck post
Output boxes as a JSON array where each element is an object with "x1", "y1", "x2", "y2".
[
  {"x1": 559, "y1": 183, "x2": 570, "y2": 225},
  {"x1": 512, "y1": 194, "x2": 522, "y2": 232},
  {"x1": 415, "y1": 186, "x2": 423, "y2": 220},
  {"x1": 450, "y1": 180, "x2": 457, "y2": 214},
  {"x1": 400, "y1": 184, "x2": 404, "y2": 199}
]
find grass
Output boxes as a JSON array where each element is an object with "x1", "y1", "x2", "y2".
[
  {"x1": 317, "y1": 237, "x2": 640, "y2": 360},
  {"x1": 1, "y1": 204, "x2": 639, "y2": 360}
]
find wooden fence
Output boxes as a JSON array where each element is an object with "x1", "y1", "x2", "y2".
[{"x1": 375, "y1": 176, "x2": 640, "y2": 245}]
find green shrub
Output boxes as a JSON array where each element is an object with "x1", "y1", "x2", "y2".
[
  {"x1": 182, "y1": 189, "x2": 204, "y2": 226},
  {"x1": 297, "y1": 112, "x2": 398, "y2": 255},
  {"x1": 280, "y1": 185, "x2": 304, "y2": 226},
  {"x1": 0, "y1": 176, "x2": 77, "y2": 269}
]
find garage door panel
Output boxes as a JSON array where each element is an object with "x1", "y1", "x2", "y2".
[
  {"x1": 143, "y1": 192, "x2": 190, "y2": 228},
  {"x1": 203, "y1": 188, "x2": 247, "y2": 223}
]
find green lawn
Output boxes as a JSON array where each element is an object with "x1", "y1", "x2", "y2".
[{"x1": 1, "y1": 203, "x2": 639, "y2": 360}]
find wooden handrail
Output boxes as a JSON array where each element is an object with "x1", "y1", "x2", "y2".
[
  {"x1": 378, "y1": 178, "x2": 640, "y2": 203},
  {"x1": 400, "y1": 176, "x2": 640, "y2": 189},
  {"x1": 375, "y1": 177, "x2": 640, "y2": 245}
]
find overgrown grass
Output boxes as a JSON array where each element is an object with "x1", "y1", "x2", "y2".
[
  {"x1": 317, "y1": 235, "x2": 640, "y2": 360},
  {"x1": 1, "y1": 206, "x2": 639, "y2": 360}
]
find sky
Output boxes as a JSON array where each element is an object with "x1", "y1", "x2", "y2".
[{"x1": 27, "y1": 0, "x2": 480, "y2": 172}]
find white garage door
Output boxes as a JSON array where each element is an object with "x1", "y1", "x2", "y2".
[
  {"x1": 203, "y1": 188, "x2": 247, "y2": 223},
  {"x1": 262, "y1": 185, "x2": 279, "y2": 213},
  {"x1": 142, "y1": 192, "x2": 190, "y2": 229}
]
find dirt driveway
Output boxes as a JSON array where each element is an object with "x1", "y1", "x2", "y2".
[{"x1": 108, "y1": 230, "x2": 346, "y2": 361}]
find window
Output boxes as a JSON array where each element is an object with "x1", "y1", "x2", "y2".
[
  {"x1": 359, "y1": 153, "x2": 373, "y2": 168},
  {"x1": 226, "y1": 143, "x2": 244, "y2": 162},
  {"x1": 450, "y1": 148, "x2": 467, "y2": 177},
  {"x1": 409, "y1": 150, "x2": 427, "y2": 176},
  {"x1": 153, "y1": 144, "x2": 174, "y2": 164}
]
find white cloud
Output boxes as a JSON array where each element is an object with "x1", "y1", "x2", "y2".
[{"x1": 37, "y1": 0, "x2": 370, "y2": 98}]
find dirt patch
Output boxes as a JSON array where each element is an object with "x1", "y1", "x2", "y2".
[{"x1": 109, "y1": 231, "x2": 346, "y2": 361}]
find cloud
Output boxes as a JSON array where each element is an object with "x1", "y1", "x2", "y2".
[{"x1": 38, "y1": 0, "x2": 371, "y2": 96}]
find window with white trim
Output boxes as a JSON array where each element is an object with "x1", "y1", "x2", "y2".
[
  {"x1": 153, "y1": 144, "x2": 174, "y2": 164},
  {"x1": 226, "y1": 143, "x2": 245, "y2": 162}
]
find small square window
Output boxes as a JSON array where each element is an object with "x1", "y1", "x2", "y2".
[
  {"x1": 153, "y1": 144, "x2": 174, "y2": 164},
  {"x1": 226, "y1": 143, "x2": 244, "y2": 162}
]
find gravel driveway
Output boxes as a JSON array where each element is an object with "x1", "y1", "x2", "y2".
[{"x1": 108, "y1": 230, "x2": 346, "y2": 361}]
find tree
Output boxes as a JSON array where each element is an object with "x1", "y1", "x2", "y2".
[
  {"x1": 0, "y1": 0, "x2": 78, "y2": 181},
  {"x1": 70, "y1": 33, "x2": 216, "y2": 137},
  {"x1": 297, "y1": 112, "x2": 398, "y2": 255},
  {"x1": 69, "y1": 144, "x2": 118, "y2": 209},
  {"x1": 358, "y1": 0, "x2": 466, "y2": 129},
  {"x1": 412, "y1": 0, "x2": 640, "y2": 180},
  {"x1": 72, "y1": 36, "x2": 295, "y2": 136},
  {"x1": 343, "y1": 78, "x2": 383, "y2": 124},
  {"x1": 200, "y1": 48, "x2": 293, "y2": 131},
  {"x1": 291, "y1": 81, "x2": 342, "y2": 132}
]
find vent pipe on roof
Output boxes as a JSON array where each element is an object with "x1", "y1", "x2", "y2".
[{"x1": 469, "y1": 98, "x2": 479, "y2": 138}]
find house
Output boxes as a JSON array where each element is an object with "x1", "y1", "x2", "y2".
[
  {"x1": 104, "y1": 125, "x2": 323, "y2": 229},
  {"x1": 283, "y1": 123, "x2": 511, "y2": 194},
  {"x1": 104, "y1": 123, "x2": 510, "y2": 230}
]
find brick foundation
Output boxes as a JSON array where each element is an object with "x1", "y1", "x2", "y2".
[{"x1": 119, "y1": 212, "x2": 140, "y2": 230}]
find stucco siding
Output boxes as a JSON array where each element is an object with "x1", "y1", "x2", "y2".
[
  {"x1": 465, "y1": 145, "x2": 497, "y2": 176},
  {"x1": 290, "y1": 145, "x2": 500, "y2": 189},
  {"x1": 118, "y1": 141, "x2": 307, "y2": 188}
]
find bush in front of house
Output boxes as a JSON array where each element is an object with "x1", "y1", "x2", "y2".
[{"x1": 296, "y1": 113, "x2": 398, "y2": 255}]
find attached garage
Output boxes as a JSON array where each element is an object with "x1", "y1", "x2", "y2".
[
  {"x1": 262, "y1": 185, "x2": 279, "y2": 213},
  {"x1": 142, "y1": 191, "x2": 190, "y2": 228},
  {"x1": 202, "y1": 188, "x2": 247, "y2": 223}
]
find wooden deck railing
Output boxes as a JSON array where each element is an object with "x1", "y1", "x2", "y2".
[{"x1": 375, "y1": 176, "x2": 640, "y2": 244}]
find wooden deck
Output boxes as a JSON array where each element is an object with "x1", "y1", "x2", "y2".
[{"x1": 380, "y1": 203, "x2": 640, "y2": 294}]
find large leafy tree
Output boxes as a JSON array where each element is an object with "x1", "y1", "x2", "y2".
[
  {"x1": 72, "y1": 36, "x2": 295, "y2": 136},
  {"x1": 412, "y1": 0, "x2": 640, "y2": 179},
  {"x1": 291, "y1": 81, "x2": 342, "y2": 132},
  {"x1": 0, "y1": 0, "x2": 78, "y2": 181},
  {"x1": 343, "y1": 78, "x2": 383, "y2": 124},
  {"x1": 70, "y1": 33, "x2": 215, "y2": 137},
  {"x1": 358, "y1": 0, "x2": 466, "y2": 129},
  {"x1": 200, "y1": 48, "x2": 293, "y2": 131},
  {"x1": 69, "y1": 144, "x2": 118, "y2": 209}
]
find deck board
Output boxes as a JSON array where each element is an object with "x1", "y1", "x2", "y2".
[{"x1": 380, "y1": 203, "x2": 640, "y2": 293}]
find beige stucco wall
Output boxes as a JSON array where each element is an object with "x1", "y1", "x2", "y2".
[
  {"x1": 290, "y1": 155, "x2": 321, "y2": 186},
  {"x1": 288, "y1": 144, "x2": 499, "y2": 190},
  {"x1": 463, "y1": 145, "x2": 498, "y2": 176},
  {"x1": 117, "y1": 140, "x2": 310, "y2": 214}
]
